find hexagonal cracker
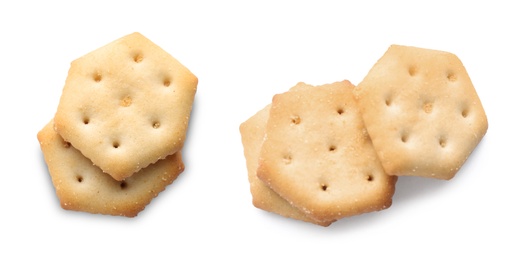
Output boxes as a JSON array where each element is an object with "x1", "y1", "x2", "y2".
[
  {"x1": 256, "y1": 81, "x2": 397, "y2": 223},
  {"x1": 354, "y1": 45, "x2": 488, "y2": 180},
  {"x1": 54, "y1": 32, "x2": 197, "y2": 181},
  {"x1": 240, "y1": 83, "x2": 334, "y2": 226},
  {"x1": 38, "y1": 121, "x2": 184, "y2": 217}
]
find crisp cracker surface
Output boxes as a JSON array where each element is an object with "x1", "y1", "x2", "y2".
[
  {"x1": 54, "y1": 32, "x2": 197, "y2": 181},
  {"x1": 240, "y1": 83, "x2": 333, "y2": 226},
  {"x1": 354, "y1": 45, "x2": 488, "y2": 180},
  {"x1": 38, "y1": 120, "x2": 185, "y2": 217},
  {"x1": 257, "y1": 81, "x2": 397, "y2": 222}
]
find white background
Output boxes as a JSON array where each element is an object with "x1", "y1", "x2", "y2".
[{"x1": 1, "y1": 1, "x2": 524, "y2": 259}]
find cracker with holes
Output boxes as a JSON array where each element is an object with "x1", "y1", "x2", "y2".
[
  {"x1": 240, "y1": 83, "x2": 334, "y2": 226},
  {"x1": 54, "y1": 32, "x2": 197, "y2": 181},
  {"x1": 257, "y1": 80, "x2": 397, "y2": 223},
  {"x1": 38, "y1": 121, "x2": 185, "y2": 217},
  {"x1": 354, "y1": 45, "x2": 488, "y2": 180}
]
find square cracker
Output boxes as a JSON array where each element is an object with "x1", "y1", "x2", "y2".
[
  {"x1": 54, "y1": 32, "x2": 197, "y2": 181},
  {"x1": 257, "y1": 80, "x2": 397, "y2": 223},
  {"x1": 354, "y1": 45, "x2": 488, "y2": 180},
  {"x1": 240, "y1": 83, "x2": 334, "y2": 226},
  {"x1": 38, "y1": 120, "x2": 185, "y2": 217}
]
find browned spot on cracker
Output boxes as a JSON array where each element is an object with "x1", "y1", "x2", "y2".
[
  {"x1": 408, "y1": 65, "x2": 417, "y2": 76},
  {"x1": 93, "y1": 72, "x2": 102, "y2": 82},
  {"x1": 385, "y1": 96, "x2": 392, "y2": 106},
  {"x1": 133, "y1": 53, "x2": 143, "y2": 63},
  {"x1": 439, "y1": 137, "x2": 447, "y2": 148},
  {"x1": 423, "y1": 102, "x2": 433, "y2": 113},
  {"x1": 283, "y1": 154, "x2": 292, "y2": 164},
  {"x1": 447, "y1": 71, "x2": 457, "y2": 82},
  {"x1": 461, "y1": 108, "x2": 469, "y2": 118},
  {"x1": 291, "y1": 115, "x2": 301, "y2": 125},
  {"x1": 401, "y1": 132, "x2": 408, "y2": 143},
  {"x1": 163, "y1": 78, "x2": 171, "y2": 87},
  {"x1": 120, "y1": 96, "x2": 132, "y2": 107}
]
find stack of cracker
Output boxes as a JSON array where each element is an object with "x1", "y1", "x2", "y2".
[
  {"x1": 240, "y1": 45, "x2": 487, "y2": 226},
  {"x1": 240, "y1": 80, "x2": 398, "y2": 226},
  {"x1": 37, "y1": 32, "x2": 197, "y2": 217}
]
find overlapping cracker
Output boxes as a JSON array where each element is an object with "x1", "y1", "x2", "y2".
[
  {"x1": 240, "y1": 83, "x2": 334, "y2": 226},
  {"x1": 38, "y1": 121, "x2": 184, "y2": 217},
  {"x1": 256, "y1": 81, "x2": 397, "y2": 223},
  {"x1": 354, "y1": 45, "x2": 488, "y2": 180},
  {"x1": 54, "y1": 32, "x2": 197, "y2": 181}
]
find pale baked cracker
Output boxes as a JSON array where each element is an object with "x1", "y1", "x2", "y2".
[
  {"x1": 354, "y1": 45, "x2": 488, "y2": 180},
  {"x1": 240, "y1": 83, "x2": 333, "y2": 226},
  {"x1": 54, "y1": 32, "x2": 197, "y2": 181},
  {"x1": 38, "y1": 120, "x2": 185, "y2": 217},
  {"x1": 257, "y1": 80, "x2": 397, "y2": 223}
]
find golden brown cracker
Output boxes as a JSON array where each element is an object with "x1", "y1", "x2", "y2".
[
  {"x1": 257, "y1": 80, "x2": 397, "y2": 222},
  {"x1": 240, "y1": 83, "x2": 334, "y2": 226},
  {"x1": 54, "y1": 32, "x2": 197, "y2": 181},
  {"x1": 354, "y1": 45, "x2": 488, "y2": 180},
  {"x1": 38, "y1": 120, "x2": 185, "y2": 217}
]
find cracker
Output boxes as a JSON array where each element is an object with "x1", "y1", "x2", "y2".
[
  {"x1": 240, "y1": 83, "x2": 333, "y2": 226},
  {"x1": 54, "y1": 32, "x2": 197, "y2": 181},
  {"x1": 354, "y1": 45, "x2": 488, "y2": 180},
  {"x1": 257, "y1": 80, "x2": 397, "y2": 222},
  {"x1": 38, "y1": 120, "x2": 185, "y2": 217}
]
